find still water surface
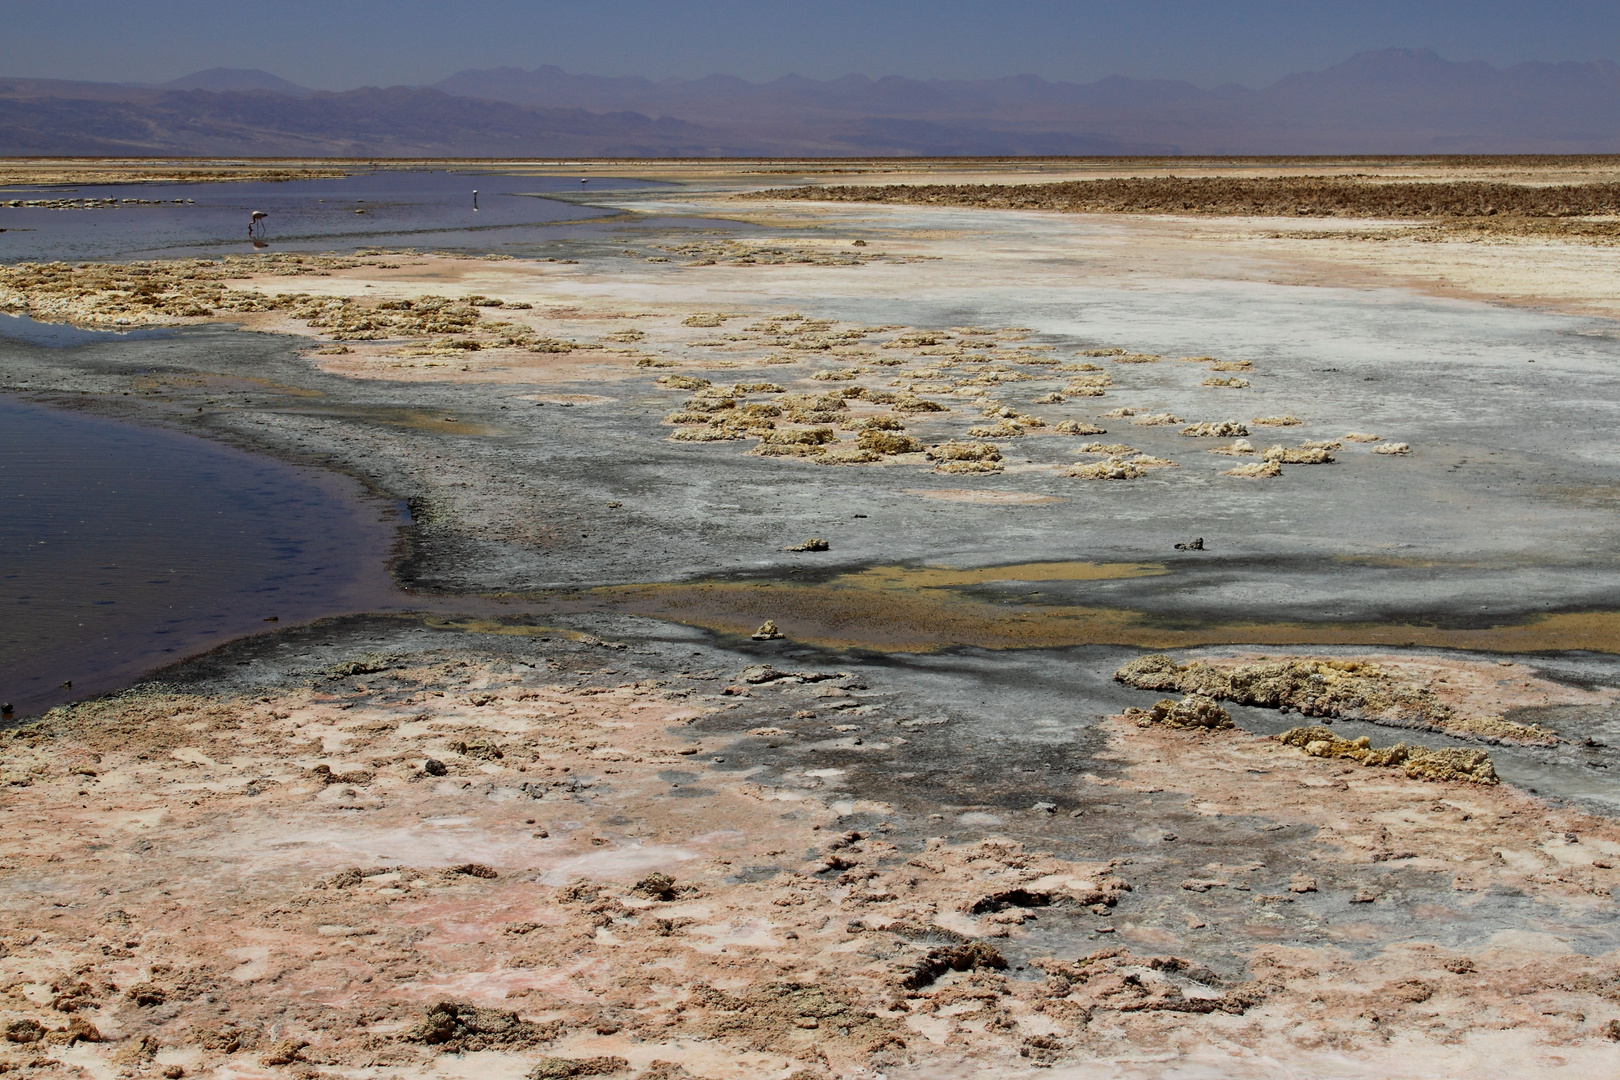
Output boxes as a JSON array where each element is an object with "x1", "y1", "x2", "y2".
[
  {"x1": 0, "y1": 170, "x2": 665, "y2": 262},
  {"x1": 0, "y1": 395, "x2": 408, "y2": 718}
]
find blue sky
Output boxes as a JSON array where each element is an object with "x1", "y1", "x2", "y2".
[{"x1": 2, "y1": 0, "x2": 1615, "y2": 89}]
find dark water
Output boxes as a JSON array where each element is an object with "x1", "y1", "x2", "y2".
[
  {"x1": 0, "y1": 396, "x2": 409, "y2": 718},
  {"x1": 0, "y1": 170, "x2": 666, "y2": 263}
]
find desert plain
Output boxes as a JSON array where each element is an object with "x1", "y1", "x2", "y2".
[{"x1": 4, "y1": 157, "x2": 1620, "y2": 1078}]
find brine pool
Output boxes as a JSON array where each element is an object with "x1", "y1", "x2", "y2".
[
  {"x1": 0, "y1": 169, "x2": 670, "y2": 262},
  {"x1": 0, "y1": 395, "x2": 409, "y2": 718}
]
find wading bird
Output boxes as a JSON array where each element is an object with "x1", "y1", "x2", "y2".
[{"x1": 249, "y1": 210, "x2": 268, "y2": 236}]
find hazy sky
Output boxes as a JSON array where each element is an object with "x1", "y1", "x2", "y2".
[{"x1": 2, "y1": 0, "x2": 1616, "y2": 90}]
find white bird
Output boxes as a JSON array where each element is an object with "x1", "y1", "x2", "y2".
[{"x1": 249, "y1": 210, "x2": 268, "y2": 235}]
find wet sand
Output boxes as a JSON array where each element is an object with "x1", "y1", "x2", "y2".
[{"x1": 3, "y1": 160, "x2": 1620, "y2": 1078}]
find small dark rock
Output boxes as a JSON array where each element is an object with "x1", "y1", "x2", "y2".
[
  {"x1": 633, "y1": 872, "x2": 680, "y2": 901},
  {"x1": 446, "y1": 863, "x2": 498, "y2": 879},
  {"x1": 125, "y1": 982, "x2": 166, "y2": 1007}
]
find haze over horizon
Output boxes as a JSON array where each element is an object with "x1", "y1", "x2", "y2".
[
  {"x1": 7, "y1": 45, "x2": 1620, "y2": 157},
  {"x1": 6, "y1": 3, "x2": 1620, "y2": 157},
  {"x1": 1, "y1": 0, "x2": 1617, "y2": 92}
]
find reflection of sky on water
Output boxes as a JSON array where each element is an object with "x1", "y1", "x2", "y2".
[
  {"x1": 0, "y1": 170, "x2": 670, "y2": 263},
  {"x1": 0, "y1": 312, "x2": 177, "y2": 347},
  {"x1": 0, "y1": 395, "x2": 406, "y2": 718}
]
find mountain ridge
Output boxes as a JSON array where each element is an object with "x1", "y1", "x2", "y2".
[
  {"x1": 151, "y1": 68, "x2": 314, "y2": 96},
  {"x1": 3, "y1": 50, "x2": 1619, "y2": 157}
]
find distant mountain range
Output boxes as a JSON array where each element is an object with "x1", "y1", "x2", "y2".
[
  {"x1": 2, "y1": 49, "x2": 1619, "y2": 158},
  {"x1": 149, "y1": 67, "x2": 315, "y2": 96}
]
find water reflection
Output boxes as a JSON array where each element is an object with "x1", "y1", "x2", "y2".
[
  {"x1": 0, "y1": 395, "x2": 408, "y2": 718},
  {"x1": 0, "y1": 170, "x2": 668, "y2": 263}
]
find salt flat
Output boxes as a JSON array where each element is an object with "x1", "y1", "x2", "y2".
[{"x1": 3, "y1": 159, "x2": 1620, "y2": 1078}]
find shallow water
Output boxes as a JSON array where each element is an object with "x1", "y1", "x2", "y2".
[
  {"x1": 0, "y1": 395, "x2": 408, "y2": 718},
  {"x1": 0, "y1": 170, "x2": 666, "y2": 263},
  {"x1": 0, "y1": 312, "x2": 177, "y2": 347}
]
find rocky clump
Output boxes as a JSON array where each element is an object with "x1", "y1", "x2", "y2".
[
  {"x1": 632, "y1": 872, "x2": 684, "y2": 901},
  {"x1": 1126, "y1": 695, "x2": 1234, "y2": 731},
  {"x1": 1115, "y1": 654, "x2": 1553, "y2": 743},
  {"x1": 898, "y1": 942, "x2": 1008, "y2": 990},
  {"x1": 1274, "y1": 726, "x2": 1499, "y2": 784},
  {"x1": 404, "y1": 999, "x2": 559, "y2": 1054}
]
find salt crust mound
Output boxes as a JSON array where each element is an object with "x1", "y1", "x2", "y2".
[
  {"x1": 1263, "y1": 445, "x2": 1335, "y2": 464},
  {"x1": 1222, "y1": 460, "x2": 1281, "y2": 478},
  {"x1": 1066, "y1": 453, "x2": 1177, "y2": 479},
  {"x1": 1115, "y1": 654, "x2": 1554, "y2": 744},
  {"x1": 1274, "y1": 726, "x2": 1499, "y2": 785},
  {"x1": 1126, "y1": 695, "x2": 1234, "y2": 731},
  {"x1": 926, "y1": 440, "x2": 1001, "y2": 463},
  {"x1": 1181, "y1": 421, "x2": 1248, "y2": 437},
  {"x1": 855, "y1": 430, "x2": 923, "y2": 454},
  {"x1": 967, "y1": 419, "x2": 1028, "y2": 438}
]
